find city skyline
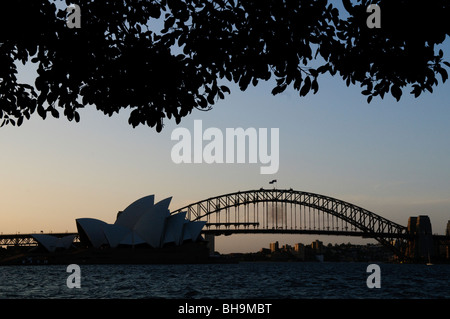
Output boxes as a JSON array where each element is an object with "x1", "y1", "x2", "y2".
[{"x1": 1, "y1": 40, "x2": 450, "y2": 254}]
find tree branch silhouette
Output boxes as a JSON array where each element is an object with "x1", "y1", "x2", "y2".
[{"x1": 0, "y1": 0, "x2": 449, "y2": 131}]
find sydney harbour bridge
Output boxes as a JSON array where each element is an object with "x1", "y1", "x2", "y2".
[
  {"x1": 171, "y1": 188, "x2": 441, "y2": 261},
  {"x1": 1, "y1": 188, "x2": 449, "y2": 261}
]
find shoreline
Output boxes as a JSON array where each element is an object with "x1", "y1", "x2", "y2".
[{"x1": 0, "y1": 242, "x2": 238, "y2": 265}]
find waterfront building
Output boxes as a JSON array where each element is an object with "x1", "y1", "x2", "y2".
[
  {"x1": 294, "y1": 243, "x2": 305, "y2": 260},
  {"x1": 270, "y1": 241, "x2": 279, "y2": 252},
  {"x1": 311, "y1": 240, "x2": 324, "y2": 254},
  {"x1": 32, "y1": 195, "x2": 206, "y2": 251}
]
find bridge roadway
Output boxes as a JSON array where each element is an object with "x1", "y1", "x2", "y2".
[
  {"x1": 0, "y1": 233, "x2": 79, "y2": 247},
  {"x1": 0, "y1": 229, "x2": 447, "y2": 248},
  {"x1": 0, "y1": 225, "x2": 434, "y2": 248}
]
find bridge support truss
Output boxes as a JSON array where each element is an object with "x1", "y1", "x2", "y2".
[{"x1": 172, "y1": 189, "x2": 410, "y2": 259}]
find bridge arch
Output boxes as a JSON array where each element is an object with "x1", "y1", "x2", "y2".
[{"x1": 172, "y1": 189, "x2": 409, "y2": 257}]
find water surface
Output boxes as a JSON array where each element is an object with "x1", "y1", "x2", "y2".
[{"x1": 0, "y1": 262, "x2": 449, "y2": 299}]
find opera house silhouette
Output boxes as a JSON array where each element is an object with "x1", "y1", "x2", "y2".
[
  {"x1": 17, "y1": 195, "x2": 210, "y2": 264},
  {"x1": 75, "y1": 195, "x2": 205, "y2": 250}
]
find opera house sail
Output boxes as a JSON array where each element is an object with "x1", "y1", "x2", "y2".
[
  {"x1": 19, "y1": 195, "x2": 208, "y2": 264},
  {"x1": 30, "y1": 234, "x2": 77, "y2": 253},
  {"x1": 75, "y1": 195, "x2": 206, "y2": 249}
]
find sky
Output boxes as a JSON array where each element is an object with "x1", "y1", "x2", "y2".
[{"x1": 1, "y1": 7, "x2": 450, "y2": 254}]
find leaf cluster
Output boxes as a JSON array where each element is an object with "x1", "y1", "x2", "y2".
[{"x1": 0, "y1": 0, "x2": 449, "y2": 130}]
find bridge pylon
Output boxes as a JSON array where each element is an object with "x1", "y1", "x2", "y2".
[
  {"x1": 405, "y1": 215, "x2": 433, "y2": 261},
  {"x1": 204, "y1": 233, "x2": 215, "y2": 255}
]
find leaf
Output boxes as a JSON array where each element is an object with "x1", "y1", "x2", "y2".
[
  {"x1": 50, "y1": 108, "x2": 59, "y2": 119},
  {"x1": 300, "y1": 77, "x2": 311, "y2": 97},
  {"x1": 293, "y1": 77, "x2": 302, "y2": 91},
  {"x1": 164, "y1": 16, "x2": 175, "y2": 30},
  {"x1": 220, "y1": 85, "x2": 230, "y2": 94},
  {"x1": 37, "y1": 105, "x2": 46, "y2": 119},
  {"x1": 35, "y1": 77, "x2": 43, "y2": 91},
  {"x1": 238, "y1": 74, "x2": 251, "y2": 91},
  {"x1": 391, "y1": 84, "x2": 402, "y2": 101},
  {"x1": 411, "y1": 85, "x2": 422, "y2": 98},
  {"x1": 198, "y1": 96, "x2": 207, "y2": 108},
  {"x1": 207, "y1": 92, "x2": 215, "y2": 104},
  {"x1": 439, "y1": 67, "x2": 448, "y2": 83},
  {"x1": 272, "y1": 83, "x2": 287, "y2": 95},
  {"x1": 311, "y1": 78, "x2": 319, "y2": 94}
]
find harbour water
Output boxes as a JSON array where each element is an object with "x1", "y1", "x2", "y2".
[{"x1": 0, "y1": 262, "x2": 449, "y2": 299}]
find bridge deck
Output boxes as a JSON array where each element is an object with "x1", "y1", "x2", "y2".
[
  {"x1": 0, "y1": 229, "x2": 416, "y2": 247},
  {"x1": 0, "y1": 233, "x2": 78, "y2": 247},
  {"x1": 202, "y1": 229, "x2": 411, "y2": 238}
]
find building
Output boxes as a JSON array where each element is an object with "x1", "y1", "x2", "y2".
[
  {"x1": 294, "y1": 243, "x2": 305, "y2": 260},
  {"x1": 32, "y1": 194, "x2": 206, "y2": 252},
  {"x1": 76, "y1": 195, "x2": 205, "y2": 249},
  {"x1": 311, "y1": 240, "x2": 324, "y2": 254},
  {"x1": 30, "y1": 234, "x2": 76, "y2": 253},
  {"x1": 270, "y1": 241, "x2": 279, "y2": 252}
]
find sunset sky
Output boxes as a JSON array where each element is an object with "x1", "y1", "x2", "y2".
[{"x1": 1, "y1": 7, "x2": 449, "y2": 253}]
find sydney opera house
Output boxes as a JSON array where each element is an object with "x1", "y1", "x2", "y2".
[
  {"x1": 75, "y1": 195, "x2": 205, "y2": 250},
  {"x1": 23, "y1": 195, "x2": 209, "y2": 264}
]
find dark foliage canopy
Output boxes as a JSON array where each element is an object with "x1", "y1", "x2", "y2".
[{"x1": 1, "y1": 0, "x2": 449, "y2": 131}]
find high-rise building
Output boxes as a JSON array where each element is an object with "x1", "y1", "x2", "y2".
[
  {"x1": 311, "y1": 240, "x2": 323, "y2": 254},
  {"x1": 294, "y1": 243, "x2": 303, "y2": 252},
  {"x1": 270, "y1": 241, "x2": 279, "y2": 252},
  {"x1": 294, "y1": 243, "x2": 305, "y2": 260}
]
